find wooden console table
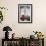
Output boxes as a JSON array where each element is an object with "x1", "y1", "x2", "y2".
[{"x1": 2, "y1": 38, "x2": 44, "y2": 46}]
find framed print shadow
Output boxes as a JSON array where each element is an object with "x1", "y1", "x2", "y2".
[{"x1": 18, "y1": 4, "x2": 32, "y2": 23}]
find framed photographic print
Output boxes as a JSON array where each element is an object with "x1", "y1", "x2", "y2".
[{"x1": 18, "y1": 4, "x2": 32, "y2": 23}]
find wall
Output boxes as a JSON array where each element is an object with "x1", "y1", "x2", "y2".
[{"x1": 0, "y1": 0, "x2": 46, "y2": 46}]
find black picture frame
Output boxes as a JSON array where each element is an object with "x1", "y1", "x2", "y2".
[{"x1": 18, "y1": 4, "x2": 32, "y2": 23}]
